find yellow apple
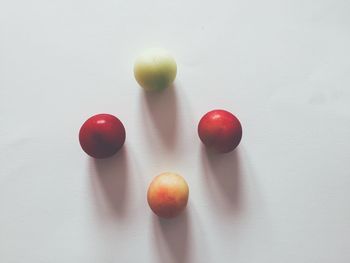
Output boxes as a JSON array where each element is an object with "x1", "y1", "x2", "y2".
[{"x1": 147, "y1": 172, "x2": 189, "y2": 218}]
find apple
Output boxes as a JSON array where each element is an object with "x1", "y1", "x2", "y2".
[
  {"x1": 147, "y1": 172, "x2": 189, "y2": 219},
  {"x1": 79, "y1": 113, "x2": 126, "y2": 159},
  {"x1": 134, "y1": 48, "x2": 177, "y2": 92},
  {"x1": 198, "y1": 109, "x2": 242, "y2": 153}
]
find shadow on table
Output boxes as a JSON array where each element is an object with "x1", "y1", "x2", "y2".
[
  {"x1": 140, "y1": 84, "x2": 178, "y2": 151},
  {"x1": 152, "y1": 209, "x2": 191, "y2": 263},
  {"x1": 200, "y1": 146, "x2": 244, "y2": 215},
  {"x1": 89, "y1": 147, "x2": 129, "y2": 219}
]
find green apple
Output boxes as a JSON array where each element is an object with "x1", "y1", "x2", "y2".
[{"x1": 134, "y1": 48, "x2": 177, "y2": 91}]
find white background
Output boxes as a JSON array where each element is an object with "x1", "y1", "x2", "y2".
[{"x1": 1, "y1": 0, "x2": 350, "y2": 262}]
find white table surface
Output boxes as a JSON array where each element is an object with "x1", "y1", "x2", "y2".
[{"x1": 1, "y1": 0, "x2": 350, "y2": 262}]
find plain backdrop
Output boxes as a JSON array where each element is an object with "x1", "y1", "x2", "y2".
[{"x1": 1, "y1": 0, "x2": 350, "y2": 262}]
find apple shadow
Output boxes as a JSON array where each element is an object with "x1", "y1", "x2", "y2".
[
  {"x1": 89, "y1": 147, "x2": 129, "y2": 219},
  {"x1": 200, "y1": 146, "x2": 243, "y2": 214},
  {"x1": 140, "y1": 85, "x2": 178, "y2": 151},
  {"x1": 153, "y1": 209, "x2": 191, "y2": 263}
]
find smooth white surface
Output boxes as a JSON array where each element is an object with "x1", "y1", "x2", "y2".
[{"x1": 1, "y1": 0, "x2": 350, "y2": 262}]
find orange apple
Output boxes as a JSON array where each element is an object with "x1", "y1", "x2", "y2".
[{"x1": 147, "y1": 172, "x2": 189, "y2": 218}]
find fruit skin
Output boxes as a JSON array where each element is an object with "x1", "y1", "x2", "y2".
[
  {"x1": 134, "y1": 48, "x2": 177, "y2": 92},
  {"x1": 147, "y1": 172, "x2": 189, "y2": 219},
  {"x1": 198, "y1": 109, "x2": 242, "y2": 153},
  {"x1": 79, "y1": 114, "x2": 126, "y2": 159}
]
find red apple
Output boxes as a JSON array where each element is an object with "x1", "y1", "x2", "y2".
[
  {"x1": 147, "y1": 172, "x2": 189, "y2": 219},
  {"x1": 198, "y1": 109, "x2": 242, "y2": 153},
  {"x1": 79, "y1": 114, "x2": 126, "y2": 158}
]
